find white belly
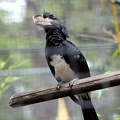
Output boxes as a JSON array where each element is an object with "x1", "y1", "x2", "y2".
[{"x1": 50, "y1": 55, "x2": 77, "y2": 82}]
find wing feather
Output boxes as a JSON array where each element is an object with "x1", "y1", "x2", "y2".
[{"x1": 62, "y1": 40, "x2": 90, "y2": 79}]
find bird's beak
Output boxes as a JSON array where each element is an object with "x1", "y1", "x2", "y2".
[{"x1": 32, "y1": 14, "x2": 52, "y2": 27}]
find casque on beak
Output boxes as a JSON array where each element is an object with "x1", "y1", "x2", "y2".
[{"x1": 32, "y1": 14, "x2": 52, "y2": 27}]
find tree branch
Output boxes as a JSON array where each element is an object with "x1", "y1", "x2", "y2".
[
  {"x1": 9, "y1": 71, "x2": 120, "y2": 108},
  {"x1": 75, "y1": 28, "x2": 117, "y2": 43},
  {"x1": 103, "y1": 27, "x2": 117, "y2": 42}
]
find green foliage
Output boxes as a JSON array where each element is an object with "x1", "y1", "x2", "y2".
[
  {"x1": 0, "y1": 10, "x2": 8, "y2": 34},
  {"x1": 0, "y1": 54, "x2": 31, "y2": 100},
  {"x1": 114, "y1": 115, "x2": 120, "y2": 120},
  {"x1": 98, "y1": 90, "x2": 103, "y2": 100},
  {"x1": 0, "y1": 54, "x2": 9, "y2": 70},
  {"x1": 0, "y1": 0, "x2": 120, "y2": 120},
  {"x1": 0, "y1": 76, "x2": 20, "y2": 95},
  {"x1": 0, "y1": 34, "x2": 41, "y2": 49},
  {"x1": 97, "y1": 113, "x2": 101, "y2": 117},
  {"x1": 97, "y1": 88, "x2": 109, "y2": 100},
  {"x1": 8, "y1": 59, "x2": 29, "y2": 70},
  {"x1": 112, "y1": 49, "x2": 119, "y2": 58},
  {"x1": 97, "y1": 113, "x2": 104, "y2": 120}
]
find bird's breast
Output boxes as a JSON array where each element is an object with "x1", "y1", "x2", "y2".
[{"x1": 50, "y1": 54, "x2": 77, "y2": 82}]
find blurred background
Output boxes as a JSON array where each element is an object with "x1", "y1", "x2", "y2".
[{"x1": 0, "y1": 0, "x2": 120, "y2": 120}]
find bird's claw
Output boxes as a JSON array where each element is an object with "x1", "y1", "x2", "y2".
[
  {"x1": 56, "y1": 84, "x2": 61, "y2": 90},
  {"x1": 69, "y1": 79, "x2": 78, "y2": 88},
  {"x1": 56, "y1": 81, "x2": 64, "y2": 90}
]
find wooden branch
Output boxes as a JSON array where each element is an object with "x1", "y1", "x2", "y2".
[
  {"x1": 9, "y1": 71, "x2": 120, "y2": 108},
  {"x1": 103, "y1": 27, "x2": 117, "y2": 42},
  {"x1": 75, "y1": 33, "x2": 117, "y2": 43}
]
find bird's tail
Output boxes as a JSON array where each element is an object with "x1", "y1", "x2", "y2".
[
  {"x1": 70, "y1": 93, "x2": 99, "y2": 120},
  {"x1": 78, "y1": 93, "x2": 99, "y2": 120}
]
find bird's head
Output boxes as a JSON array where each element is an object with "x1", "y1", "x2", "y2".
[{"x1": 32, "y1": 12, "x2": 69, "y2": 37}]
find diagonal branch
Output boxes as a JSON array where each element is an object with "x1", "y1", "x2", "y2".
[
  {"x1": 75, "y1": 27, "x2": 118, "y2": 43},
  {"x1": 9, "y1": 71, "x2": 120, "y2": 108},
  {"x1": 103, "y1": 27, "x2": 117, "y2": 42}
]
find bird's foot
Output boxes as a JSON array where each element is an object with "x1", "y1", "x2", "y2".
[
  {"x1": 69, "y1": 78, "x2": 78, "y2": 88},
  {"x1": 56, "y1": 81, "x2": 64, "y2": 90}
]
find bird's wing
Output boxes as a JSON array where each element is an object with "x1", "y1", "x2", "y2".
[{"x1": 62, "y1": 40, "x2": 90, "y2": 79}]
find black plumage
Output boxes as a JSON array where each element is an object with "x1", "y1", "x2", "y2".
[{"x1": 33, "y1": 12, "x2": 99, "y2": 120}]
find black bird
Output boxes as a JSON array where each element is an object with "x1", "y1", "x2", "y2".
[{"x1": 33, "y1": 12, "x2": 99, "y2": 120}]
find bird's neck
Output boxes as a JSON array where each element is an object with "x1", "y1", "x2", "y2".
[{"x1": 45, "y1": 29, "x2": 66, "y2": 46}]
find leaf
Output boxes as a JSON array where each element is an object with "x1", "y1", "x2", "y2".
[
  {"x1": 98, "y1": 90, "x2": 103, "y2": 100},
  {"x1": 97, "y1": 113, "x2": 102, "y2": 117},
  {"x1": 0, "y1": 62, "x2": 6, "y2": 70},
  {"x1": 98, "y1": 88, "x2": 109, "y2": 100},
  {"x1": 3, "y1": 54, "x2": 10, "y2": 64},
  {"x1": 11, "y1": 77, "x2": 20, "y2": 81},
  {"x1": 0, "y1": 54, "x2": 10, "y2": 69},
  {"x1": 9, "y1": 60, "x2": 28, "y2": 70},
  {"x1": 0, "y1": 82, "x2": 5, "y2": 89},
  {"x1": 0, "y1": 76, "x2": 20, "y2": 95},
  {"x1": 112, "y1": 49, "x2": 119, "y2": 58},
  {"x1": 4, "y1": 76, "x2": 20, "y2": 83},
  {"x1": 1, "y1": 85, "x2": 10, "y2": 93},
  {"x1": 4, "y1": 76, "x2": 13, "y2": 83},
  {"x1": 114, "y1": 115, "x2": 120, "y2": 120}
]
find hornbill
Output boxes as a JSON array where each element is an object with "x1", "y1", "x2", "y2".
[{"x1": 32, "y1": 12, "x2": 99, "y2": 120}]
